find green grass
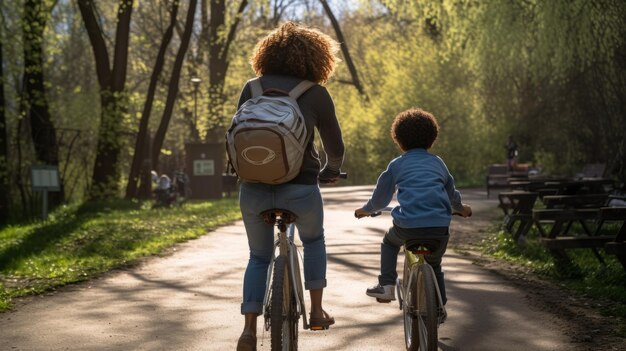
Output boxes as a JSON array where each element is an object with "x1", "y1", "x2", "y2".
[
  {"x1": 0, "y1": 198, "x2": 241, "y2": 312},
  {"x1": 479, "y1": 224, "x2": 626, "y2": 321}
]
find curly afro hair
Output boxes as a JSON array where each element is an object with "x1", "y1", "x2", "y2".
[
  {"x1": 391, "y1": 108, "x2": 439, "y2": 151},
  {"x1": 250, "y1": 21, "x2": 340, "y2": 84}
]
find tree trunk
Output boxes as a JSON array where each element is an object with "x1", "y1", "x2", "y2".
[
  {"x1": 23, "y1": 0, "x2": 64, "y2": 205},
  {"x1": 0, "y1": 34, "x2": 8, "y2": 225},
  {"x1": 151, "y1": 0, "x2": 198, "y2": 172},
  {"x1": 78, "y1": 0, "x2": 133, "y2": 199},
  {"x1": 205, "y1": 0, "x2": 248, "y2": 139},
  {"x1": 125, "y1": 1, "x2": 180, "y2": 199},
  {"x1": 319, "y1": 0, "x2": 368, "y2": 100}
]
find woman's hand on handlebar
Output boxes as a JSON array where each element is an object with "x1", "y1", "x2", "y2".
[{"x1": 318, "y1": 167, "x2": 346, "y2": 184}]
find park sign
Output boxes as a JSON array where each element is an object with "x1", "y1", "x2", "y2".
[
  {"x1": 31, "y1": 165, "x2": 61, "y2": 191},
  {"x1": 31, "y1": 165, "x2": 61, "y2": 220}
]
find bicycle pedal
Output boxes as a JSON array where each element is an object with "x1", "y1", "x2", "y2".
[
  {"x1": 376, "y1": 298, "x2": 392, "y2": 303},
  {"x1": 310, "y1": 326, "x2": 329, "y2": 331}
]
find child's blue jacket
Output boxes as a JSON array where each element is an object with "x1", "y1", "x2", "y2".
[{"x1": 362, "y1": 148, "x2": 464, "y2": 228}]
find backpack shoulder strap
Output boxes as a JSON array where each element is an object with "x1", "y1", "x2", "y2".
[
  {"x1": 248, "y1": 78, "x2": 263, "y2": 98},
  {"x1": 288, "y1": 80, "x2": 316, "y2": 100}
]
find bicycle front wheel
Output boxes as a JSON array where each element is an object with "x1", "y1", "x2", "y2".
[{"x1": 270, "y1": 255, "x2": 298, "y2": 351}]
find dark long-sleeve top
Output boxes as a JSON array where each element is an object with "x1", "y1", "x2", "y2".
[
  {"x1": 236, "y1": 74, "x2": 345, "y2": 185},
  {"x1": 362, "y1": 148, "x2": 464, "y2": 228}
]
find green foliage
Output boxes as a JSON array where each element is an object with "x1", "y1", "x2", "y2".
[
  {"x1": 323, "y1": 10, "x2": 490, "y2": 184},
  {"x1": 0, "y1": 198, "x2": 241, "y2": 311},
  {"x1": 379, "y1": 0, "x2": 626, "y2": 182}
]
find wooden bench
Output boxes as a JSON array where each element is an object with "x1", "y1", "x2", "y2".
[{"x1": 486, "y1": 164, "x2": 529, "y2": 198}]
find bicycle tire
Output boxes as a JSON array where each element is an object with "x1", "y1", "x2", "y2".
[
  {"x1": 416, "y1": 264, "x2": 438, "y2": 351},
  {"x1": 403, "y1": 266, "x2": 420, "y2": 351},
  {"x1": 288, "y1": 249, "x2": 300, "y2": 350},
  {"x1": 270, "y1": 255, "x2": 297, "y2": 351}
]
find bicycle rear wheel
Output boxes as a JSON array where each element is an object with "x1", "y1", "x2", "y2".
[
  {"x1": 270, "y1": 255, "x2": 298, "y2": 351},
  {"x1": 403, "y1": 266, "x2": 420, "y2": 350},
  {"x1": 415, "y1": 264, "x2": 438, "y2": 351}
]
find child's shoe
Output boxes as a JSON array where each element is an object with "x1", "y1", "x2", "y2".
[{"x1": 366, "y1": 284, "x2": 396, "y2": 301}]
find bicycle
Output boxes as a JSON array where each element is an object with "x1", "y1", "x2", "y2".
[
  {"x1": 261, "y1": 208, "x2": 308, "y2": 351},
  {"x1": 261, "y1": 174, "x2": 346, "y2": 351},
  {"x1": 360, "y1": 208, "x2": 470, "y2": 351}
]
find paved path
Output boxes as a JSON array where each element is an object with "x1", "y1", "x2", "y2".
[{"x1": 0, "y1": 187, "x2": 574, "y2": 350}]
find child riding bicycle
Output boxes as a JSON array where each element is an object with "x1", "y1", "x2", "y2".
[{"x1": 355, "y1": 107, "x2": 471, "y2": 307}]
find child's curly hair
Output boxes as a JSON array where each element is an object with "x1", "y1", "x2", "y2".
[
  {"x1": 391, "y1": 108, "x2": 439, "y2": 151},
  {"x1": 250, "y1": 21, "x2": 340, "y2": 84}
]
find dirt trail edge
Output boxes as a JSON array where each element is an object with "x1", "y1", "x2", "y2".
[{"x1": 0, "y1": 186, "x2": 623, "y2": 350}]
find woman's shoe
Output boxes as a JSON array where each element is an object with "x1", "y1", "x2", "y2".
[
  {"x1": 236, "y1": 333, "x2": 256, "y2": 351},
  {"x1": 309, "y1": 309, "x2": 335, "y2": 331}
]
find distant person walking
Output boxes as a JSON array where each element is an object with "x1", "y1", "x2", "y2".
[{"x1": 505, "y1": 135, "x2": 518, "y2": 171}]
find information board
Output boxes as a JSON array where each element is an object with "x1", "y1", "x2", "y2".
[
  {"x1": 31, "y1": 165, "x2": 61, "y2": 191},
  {"x1": 193, "y1": 159, "x2": 215, "y2": 176}
]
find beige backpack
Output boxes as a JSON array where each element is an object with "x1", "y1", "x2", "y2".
[{"x1": 226, "y1": 78, "x2": 316, "y2": 184}]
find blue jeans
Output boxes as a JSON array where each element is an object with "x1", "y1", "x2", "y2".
[
  {"x1": 239, "y1": 182, "x2": 326, "y2": 315},
  {"x1": 379, "y1": 225, "x2": 449, "y2": 305}
]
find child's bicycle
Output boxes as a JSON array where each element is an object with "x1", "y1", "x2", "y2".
[
  {"x1": 361, "y1": 208, "x2": 469, "y2": 351},
  {"x1": 261, "y1": 174, "x2": 346, "y2": 351}
]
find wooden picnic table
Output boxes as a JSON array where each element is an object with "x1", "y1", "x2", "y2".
[
  {"x1": 507, "y1": 177, "x2": 610, "y2": 200},
  {"x1": 485, "y1": 163, "x2": 532, "y2": 197},
  {"x1": 533, "y1": 208, "x2": 599, "y2": 239},
  {"x1": 542, "y1": 193, "x2": 609, "y2": 209},
  {"x1": 542, "y1": 178, "x2": 614, "y2": 195},
  {"x1": 498, "y1": 191, "x2": 539, "y2": 242},
  {"x1": 598, "y1": 207, "x2": 626, "y2": 269},
  {"x1": 507, "y1": 177, "x2": 569, "y2": 191},
  {"x1": 537, "y1": 207, "x2": 626, "y2": 268}
]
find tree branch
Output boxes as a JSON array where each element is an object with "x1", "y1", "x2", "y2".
[
  {"x1": 77, "y1": 0, "x2": 111, "y2": 88},
  {"x1": 111, "y1": 0, "x2": 134, "y2": 91}
]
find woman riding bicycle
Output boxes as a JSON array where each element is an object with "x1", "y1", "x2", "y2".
[{"x1": 236, "y1": 22, "x2": 344, "y2": 351}]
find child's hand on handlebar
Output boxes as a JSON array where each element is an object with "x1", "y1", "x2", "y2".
[
  {"x1": 453, "y1": 204, "x2": 472, "y2": 218},
  {"x1": 354, "y1": 207, "x2": 372, "y2": 219}
]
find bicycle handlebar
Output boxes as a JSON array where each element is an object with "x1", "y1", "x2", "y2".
[
  {"x1": 357, "y1": 206, "x2": 471, "y2": 218},
  {"x1": 319, "y1": 172, "x2": 348, "y2": 184}
]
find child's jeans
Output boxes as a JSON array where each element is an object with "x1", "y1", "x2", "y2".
[
  {"x1": 239, "y1": 182, "x2": 327, "y2": 315},
  {"x1": 379, "y1": 225, "x2": 449, "y2": 304}
]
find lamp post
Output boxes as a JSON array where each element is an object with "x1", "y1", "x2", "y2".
[{"x1": 191, "y1": 77, "x2": 201, "y2": 129}]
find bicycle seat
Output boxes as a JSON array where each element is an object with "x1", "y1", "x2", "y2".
[
  {"x1": 405, "y1": 238, "x2": 441, "y2": 254},
  {"x1": 260, "y1": 208, "x2": 298, "y2": 225}
]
